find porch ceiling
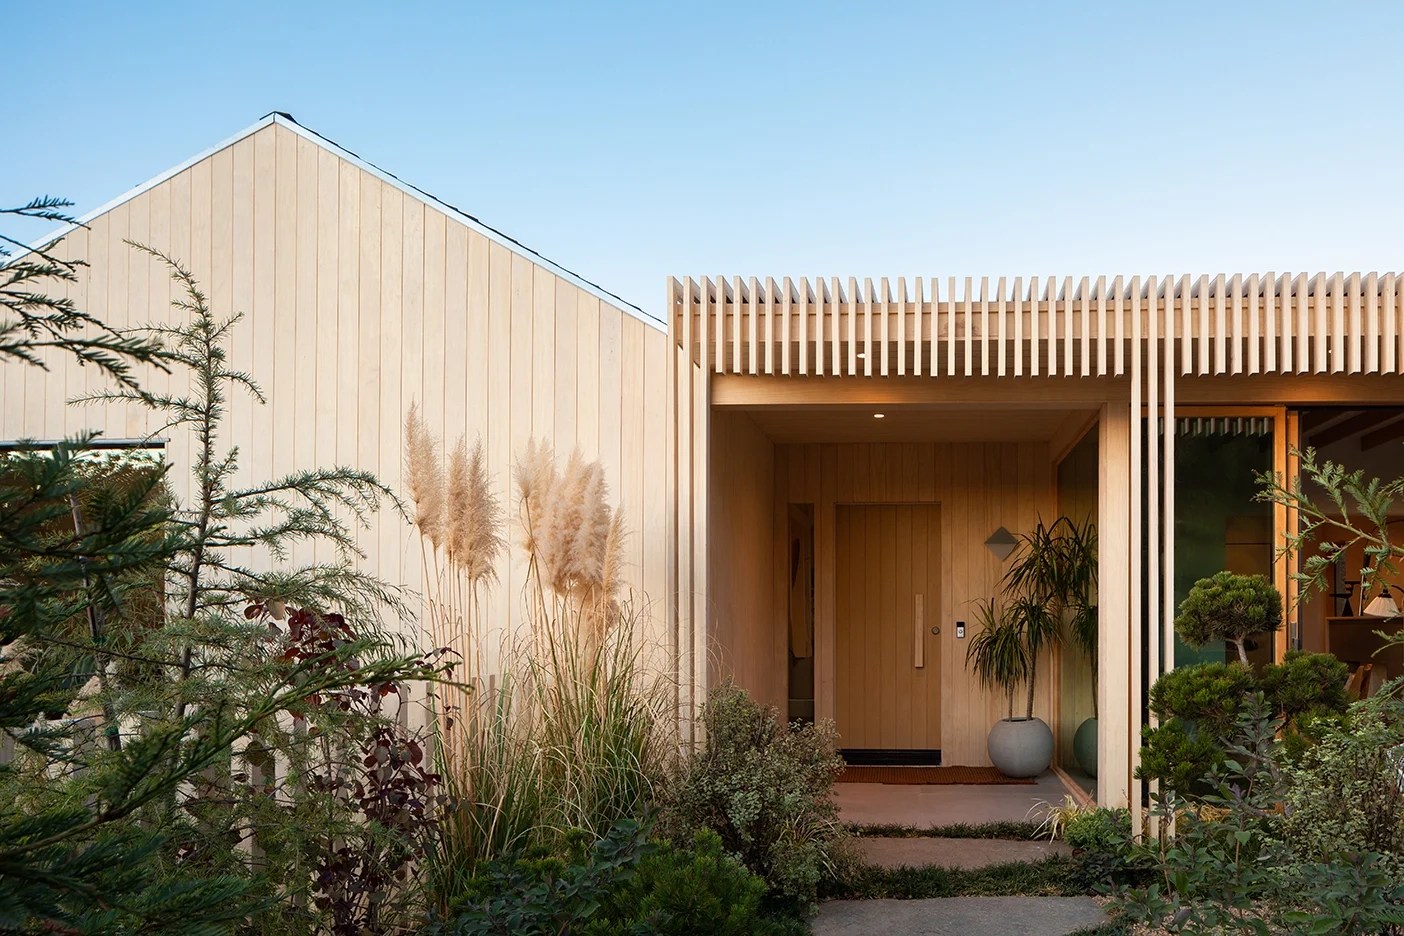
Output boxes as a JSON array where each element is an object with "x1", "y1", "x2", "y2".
[{"x1": 741, "y1": 404, "x2": 1096, "y2": 444}]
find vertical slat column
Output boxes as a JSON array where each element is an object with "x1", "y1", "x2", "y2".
[
  {"x1": 1145, "y1": 278, "x2": 1161, "y2": 787},
  {"x1": 830, "y1": 278, "x2": 843, "y2": 376},
  {"x1": 732, "y1": 276, "x2": 744, "y2": 374},
  {"x1": 668, "y1": 278, "x2": 689, "y2": 737},
  {"x1": 863, "y1": 277, "x2": 875, "y2": 378},
  {"x1": 1330, "y1": 273, "x2": 1345, "y2": 373},
  {"x1": 848, "y1": 277, "x2": 859, "y2": 377},
  {"x1": 1013, "y1": 276, "x2": 1025, "y2": 377},
  {"x1": 1063, "y1": 276, "x2": 1076, "y2": 376},
  {"x1": 914, "y1": 277, "x2": 926, "y2": 377},
  {"x1": 786, "y1": 277, "x2": 797, "y2": 376},
  {"x1": 1348, "y1": 272, "x2": 1363, "y2": 374},
  {"x1": 1127, "y1": 273, "x2": 1143, "y2": 828},
  {"x1": 798, "y1": 277, "x2": 810, "y2": 377},
  {"x1": 1161, "y1": 278, "x2": 1176, "y2": 684},
  {"x1": 962, "y1": 277, "x2": 974, "y2": 377},
  {"x1": 979, "y1": 276, "x2": 990, "y2": 376},
  {"x1": 996, "y1": 276, "x2": 1008, "y2": 377},
  {"x1": 1297, "y1": 274, "x2": 1312, "y2": 374},
  {"x1": 1046, "y1": 278, "x2": 1059, "y2": 377},
  {"x1": 812, "y1": 277, "x2": 823, "y2": 377},
  {"x1": 747, "y1": 276, "x2": 760, "y2": 375},
  {"x1": 1178, "y1": 275, "x2": 1191, "y2": 376},
  {"x1": 1310, "y1": 274, "x2": 1325, "y2": 373},
  {"x1": 693, "y1": 279, "x2": 710, "y2": 731},
  {"x1": 713, "y1": 277, "x2": 724, "y2": 375},
  {"x1": 1098, "y1": 402, "x2": 1132, "y2": 807},
  {"x1": 764, "y1": 276, "x2": 777, "y2": 375},
  {"x1": 1080, "y1": 275, "x2": 1091, "y2": 377},
  {"x1": 1214, "y1": 273, "x2": 1227, "y2": 375},
  {"x1": 880, "y1": 277, "x2": 892, "y2": 376},
  {"x1": 1193, "y1": 275, "x2": 1208, "y2": 376},
  {"x1": 1247, "y1": 273, "x2": 1260, "y2": 375},
  {"x1": 1384, "y1": 273, "x2": 1399, "y2": 375},
  {"x1": 1278, "y1": 274, "x2": 1293, "y2": 374},
  {"x1": 1229, "y1": 273, "x2": 1243, "y2": 375},
  {"x1": 1364, "y1": 272, "x2": 1378, "y2": 374},
  {"x1": 1263, "y1": 272, "x2": 1277, "y2": 374},
  {"x1": 897, "y1": 277, "x2": 909, "y2": 376},
  {"x1": 1113, "y1": 276, "x2": 1125, "y2": 377},
  {"x1": 798, "y1": 278, "x2": 811, "y2": 377},
  {"x1": 1029, "y1": 276, "x2": 1041, "y2": 378},
  {"x1": 1096, "y1": 275, "x2": 1108, "y2": 376},
  {"x1": 945, "y1": 277, "x2": 956, "y2": 377}
]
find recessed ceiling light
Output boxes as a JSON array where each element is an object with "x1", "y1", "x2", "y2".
[{"x1": 873, "y1": 413, "x2": 886, "y2": 419}]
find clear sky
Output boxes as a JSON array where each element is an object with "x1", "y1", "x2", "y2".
[{"x1": 7, "y1": 1, "x2": 1404, "y2": 318}]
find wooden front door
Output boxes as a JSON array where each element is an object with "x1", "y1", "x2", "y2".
[{"x1": 834, "y1": 504, "x2": 942, "y2": 757}]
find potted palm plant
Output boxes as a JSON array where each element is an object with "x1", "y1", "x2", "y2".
[
  {"x1": 968, "y1": 516, "x2": 1097, "y2": 778},
  {"x1": 965, "y1": 597, "x2": 1055, "y2": 777}
]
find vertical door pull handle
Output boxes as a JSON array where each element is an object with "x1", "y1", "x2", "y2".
[{"x1": 914, "y1": 593, "x2": 925, "y2": 668}]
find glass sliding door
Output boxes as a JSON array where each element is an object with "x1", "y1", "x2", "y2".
[{"x1": 1159, "y1": 407, "x2": 1288, "y2": 668}]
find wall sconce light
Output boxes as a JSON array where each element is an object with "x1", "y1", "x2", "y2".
[
  {"x1": 985, "y1": 527, "x2": 1017, "y2": 561},
  {"x1": 872, "y1": 412, "x2": 885, "y2": 419}
]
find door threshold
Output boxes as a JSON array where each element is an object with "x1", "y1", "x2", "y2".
[{"x1": 840, "y1": 748, "x2": 942, "y2": 766}]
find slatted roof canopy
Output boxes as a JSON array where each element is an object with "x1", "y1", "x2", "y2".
[{"x1": 668, "y1": 272, "x2": 1404, "y2": 378}]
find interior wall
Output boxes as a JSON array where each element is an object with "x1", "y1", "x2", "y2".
[
  {"x1": 2, "y1": 120, "x2": 671, "y2": 677},
  {"x1": 707, "y1": 410, "x2": 782, "y2": 709},
  {"x1": 1056, "y1": 431, "x2": 1098, "y2": 774},
  {"x1": 773, "y1": 440, "x2": 1055, "y2": 766}
]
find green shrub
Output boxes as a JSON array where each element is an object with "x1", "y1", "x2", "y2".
[
  {"x1": 1281, "y1": 682, "x2": 1404, "y2": 877},
  {"x1": 1063, "y1": 808, "x2": 1131, "y2": 854},
  {"x1": 662, "y1": 684, "x2": 849, "y2": 914},
  {"x1": 1174, "y1": 571, "x2": 1282, "y2": 664},
  {"x1": 431, "y1": 821, "x2": 802, "y2": 936},
  {"x1": 1115, "y1": 695, "x2": 1404, "y2": 934},
  {"x1": 593, "y1": 829, "x2": 803, "y2": 936},
  {"x1": 1260, "y1": 650, "x2": 1350, "y2": 728},
  {"x1": 432, "y1": 819, "x2": 652, "y2": 936}
]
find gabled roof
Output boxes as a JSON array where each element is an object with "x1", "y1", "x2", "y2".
[{"x1": 31, "y1": 111, "x2": 662, "y2": 330}]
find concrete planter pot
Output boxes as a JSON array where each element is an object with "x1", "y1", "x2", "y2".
[
  {"x1": 987, "y1": 716, "x2": 1053, "y2": 778},
  {"x1": 1073, "y1": 716, "x2": 1098, "y2": 777}
]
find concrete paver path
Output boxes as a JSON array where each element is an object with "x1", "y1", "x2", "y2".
[
  {"x1": 855, "y1": 836, "x2": 1071, "y2": 870},
  {"x1": 815, "y1": 896, "x2": 1107, "y2": 936}
]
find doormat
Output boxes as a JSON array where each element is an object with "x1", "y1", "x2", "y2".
[{"x1": 838, "y1": 765, "x2": 1034, "y2": 785}]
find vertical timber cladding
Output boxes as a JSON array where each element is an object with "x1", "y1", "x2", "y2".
[{"x1": 4, "y1": 116, "x2": 671, "y2": 682}]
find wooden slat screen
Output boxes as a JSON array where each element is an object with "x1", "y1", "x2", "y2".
[{"x1": 669, "y1": 273, "x2": 1404, "y2": 379}]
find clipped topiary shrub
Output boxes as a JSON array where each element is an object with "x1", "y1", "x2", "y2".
[
  {"x1": 1174, "y1": 571, "x2": 1282, "y2": 664},
  {"x1": 1139, "y1": 655, "x2": 1351, "y2": 796},
  {"x1": 661, "y1": 684, "x2": 849, "y2": 915}
]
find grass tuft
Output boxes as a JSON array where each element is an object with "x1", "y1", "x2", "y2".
[
  {"x1": 846, "y1": 820, "x2": 1045, "y2": 841},
  {"x1": 826, "y1": 854, "x2": 1084, "y2": 900}
]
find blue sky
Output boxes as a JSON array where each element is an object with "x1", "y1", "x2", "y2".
[{"x1": 7, "y1": 2, "x2": 1404, "y2": 317}]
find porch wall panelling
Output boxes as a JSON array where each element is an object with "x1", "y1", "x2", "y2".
[
  {"x1": 669, "y1": 272, "x2": 1404, "y2": 808},
  {"x1": 773, "y1": 441, "x2": 1055, "y2": 768},
  {"x1": 4, "y1": 117, "x2": 670, "y2": 690}
]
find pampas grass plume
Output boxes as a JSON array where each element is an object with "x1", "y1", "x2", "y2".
[{"x1": 404, "y1": 401, "x2": 445, "y2": 550}]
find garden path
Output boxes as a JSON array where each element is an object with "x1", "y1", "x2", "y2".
[
  {"x1": 855, "y1": 836, "x2": 1071, "y2": 869},
  {"x1": 834, "y1": 770, "x2": 1074, "y2": 826},
  {"x1": 814, "y1": 896, "x2": 1108, "y2": 936}
]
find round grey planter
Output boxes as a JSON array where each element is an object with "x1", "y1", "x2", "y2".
[
  {"x1": 987, "y1": 716, "x2": 1053, "y2": 778},
  {"x1": 1073, "y1": 716, "x2": 1098, "y2": 778}
]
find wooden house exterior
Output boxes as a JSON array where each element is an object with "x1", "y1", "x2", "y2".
[{"x1": 8, "y1": 115, "x2": 1404, "y2": 813}]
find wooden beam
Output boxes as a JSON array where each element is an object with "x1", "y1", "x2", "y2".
[
  {"x1": 1306, "y1": 410, "x2": 1377, "y2": 448},
  {"x1": 1360, "y1": 413, "x2": 1404, "y2": 452}
]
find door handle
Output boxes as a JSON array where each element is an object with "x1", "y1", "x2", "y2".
[{"x1": 914, "y1": 593, "x2": 925, "y2": 669}]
